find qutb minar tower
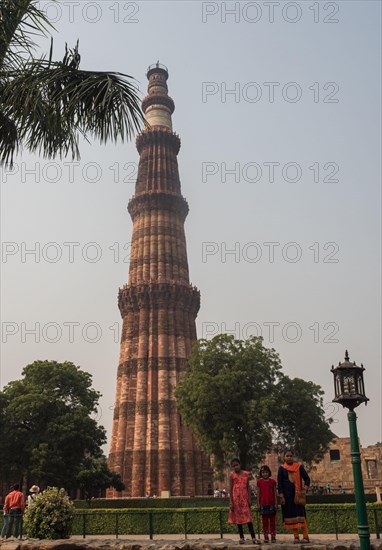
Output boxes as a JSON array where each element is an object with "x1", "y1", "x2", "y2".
[{"x1": 108, "y1": 64, "x2": 211, "y2": 497}]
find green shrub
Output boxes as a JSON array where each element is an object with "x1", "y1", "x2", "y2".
[{"x1": 24, "y1": 487, "x2": 75, "y2": 539}]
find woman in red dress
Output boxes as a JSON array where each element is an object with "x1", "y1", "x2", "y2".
[{"x1": 228, "y1": 458, "x2": 261, "y2": 544}]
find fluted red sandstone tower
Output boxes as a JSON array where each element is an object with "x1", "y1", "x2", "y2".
[{"x1": 108, "y1": 64, "x2": 211, "y2": 497}]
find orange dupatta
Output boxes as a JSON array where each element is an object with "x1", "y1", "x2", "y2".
[{"x1": 282, "y1": 462, "x2": 302, "y2": 491}]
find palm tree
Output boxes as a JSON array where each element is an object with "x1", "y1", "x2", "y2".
[{"x1": 0, "y1": 0, "x2": 145, "y2": 166}]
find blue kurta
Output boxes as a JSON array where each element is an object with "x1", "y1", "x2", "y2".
[{"x1": 277, "y1": 465, "x2": 310, "y2": 528}]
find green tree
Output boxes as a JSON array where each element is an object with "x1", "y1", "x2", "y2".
[
  {"x1": 0, "y1": 0, "x2": 144, "y2": 165},
  {"x1": 76, "y1": 455, "x2": 125, "y2": 506},
  {"x1": 0, "y1": 391, "x2": 14, "y2": 484},
  {"x1": 175, "y1": 335, "x2": 334, "y2": 473},
  {"x1": 270, "y1": 375, "x2": 335, "y2": 464},
  {"x1": 0, "y1": 360, "x2": 106, "y2": 489}
]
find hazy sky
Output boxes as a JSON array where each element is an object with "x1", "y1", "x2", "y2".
[{"x1": 1, "y1": 1, "x2": 381, "y2": 451}]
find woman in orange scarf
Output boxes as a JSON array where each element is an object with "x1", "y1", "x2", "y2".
[{"x1": 277, "y1": 450, "x2": 310, "y2": 543}]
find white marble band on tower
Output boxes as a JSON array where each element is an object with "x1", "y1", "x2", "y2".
[{"x1": 142, "y1": 63, "x2": 175, "y2": 130}]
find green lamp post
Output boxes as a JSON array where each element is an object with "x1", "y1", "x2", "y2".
[{"x1": 331, "y1": 350, "x2": 370, "y2": 550}]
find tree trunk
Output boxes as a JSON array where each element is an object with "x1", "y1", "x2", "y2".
[{"x1": 239, "y1": 448, "x2": 248, "y2": 470}]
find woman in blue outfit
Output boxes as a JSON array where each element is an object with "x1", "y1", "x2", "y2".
[{"x1": 277, "y1": 450, "x2": 311, "y2": 543}]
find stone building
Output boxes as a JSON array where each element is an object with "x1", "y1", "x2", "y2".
[
  {"x1": 107, "y1": 64, "x2": 211, "y2": 497},
  {"x1": 309, "y1": 438, "x2": 382, "y2": 493}
]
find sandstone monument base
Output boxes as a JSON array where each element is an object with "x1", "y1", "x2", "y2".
[{"x1": 1, "y1": 536, "x2": 382, "y2": 550}]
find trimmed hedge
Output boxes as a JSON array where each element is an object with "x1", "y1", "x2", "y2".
[
  {"x1": 306, "y1": 494, "x2": 376, "y2": 504},
  {"x1": 68, "y1": 504, "x2": 382, "y2": 536},
  {"x1": 2, "y1": 504, "x2": 380, "y2": 537},
  {"x1": 74, "y1": 494, "x2": 376, "y2": 509},
  {"x1": 73, "y1": 497, "x2": 230, "y2": 509}
]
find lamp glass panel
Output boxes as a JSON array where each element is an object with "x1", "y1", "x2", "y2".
[{"x1": 343, "y1": 374, "x2": 356, "y2": 395}]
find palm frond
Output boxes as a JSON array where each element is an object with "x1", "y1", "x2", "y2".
[
  {"x1": 0, "y1": 0, "x2": 54, "y2": 69},
  {"x1": 0, "y1": 109, "x2": 19, "y2": 165},
  {"x1": 2, "y1": 59, "x2": 144, "y2": 160},
  {"x1": 0, "y1": 4, "x2": 144, "y2": 165}
]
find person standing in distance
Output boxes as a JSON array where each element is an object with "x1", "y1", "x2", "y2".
[
  {"x1": 27, "y1": 486, "x2": 40, "y2": 506},
  {"x1": 3, "y1": 484, "x2": 25, "y2": 539}
]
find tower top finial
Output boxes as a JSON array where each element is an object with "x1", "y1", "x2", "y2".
[
  {"x1": 146, "y1": 62, "x2": 169, "y2": 79},
  {"x1": 345, "y1": 350, "x2": 349, "y2": 361}
]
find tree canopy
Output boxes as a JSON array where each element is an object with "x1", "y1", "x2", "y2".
[
  {"x1": 76, "y1": 455, "x2": 125, "y2": 505},
  {"x1": 0, "y1": 0, "x2": 144, "y2": 165},
  {"x1": 175, "y1": 335, "x2": 334, "y2": 473},
  {"x1": 0, "y1": 360, "x2": 107, "y2": 489}
]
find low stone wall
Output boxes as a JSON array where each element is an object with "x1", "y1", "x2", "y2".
[{"x1": 1, "y1": 538, "x2": 382, "y2": 550}]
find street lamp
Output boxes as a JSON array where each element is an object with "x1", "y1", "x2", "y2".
[{"x1": 331, "y1": 350, "x2": 370, "y2": 550}]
